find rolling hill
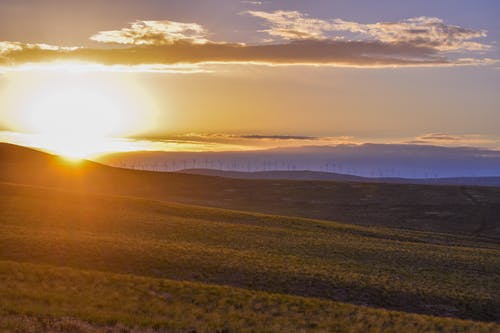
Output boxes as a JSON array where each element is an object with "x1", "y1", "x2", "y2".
[
  {"x1": 1, "y1": 143, "x2": 499, "y2": 236},
  {"x1": 178, "y1": 168, "x2": 500, "y2": 187},
  {"x1": 1, "y1": 142, "x2": 499, "y2": 331},
  {"x1": 0, "y1": 181, "x2": 499, "y2": 332}
]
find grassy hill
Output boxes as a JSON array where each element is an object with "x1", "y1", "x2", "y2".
[
  {"x1": 2, "y1": 261, "x2": 498, "y2": 333},
  {"x1": 0, "y1": 182, "x2": 499, "y2": 331},
  {"x1": 1, "y1": 143, "x2": 499, "y2": 331},
  {"x1": 1, "y1": 143, "x2": 499, "y2": 237}
]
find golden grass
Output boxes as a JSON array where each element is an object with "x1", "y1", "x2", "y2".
[
  {"x1": 0, "y1": 182, "x2": 499, "y2": 330},
  {"x1": 1, "y1": 260, "x2": 498, "y2": 333}
]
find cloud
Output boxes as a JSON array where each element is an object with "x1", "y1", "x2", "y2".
[
  {"x1": 408, "y1": 133, "x2": 497, "y2": 147},
  {"x1": 90, "y1": 20, "x2": 209, "y2": 45},
  {"x1": 247, "y1": 10, "x2": 340, "y2": 40},
  {"x1": 247, "y1": 11, "x2": 490, "y2": 52},
  {"x1": 0, "y1": 41, "x2": 78, "y2": 54},
  {"x1": 0, "y1": 41, "x2": 82, "y2": 70},
  {"x1": 3, "y1": 39, "x2": 492, "y2": 70},
  {"x1": 418, "y1": 133, "x2": 462, "y2": 141},
  {"x1": 335, "y1": 16, "x2": 489, "y2": 52},
  {"x1": 0, "y1": 62, "x2": 209, "y2": 74},
  {"x1": 240, "y1": 135, "x2": 318, "y2": 140},
  {"x1": 0, "y1": 14, "x2": 495, "y2": 71},
  {"x1": 240, "y1": 1, "x2": 266, "y2": 5},
  {"x1": 132, "y1": 133, "x2": 357, "y2": 148}
]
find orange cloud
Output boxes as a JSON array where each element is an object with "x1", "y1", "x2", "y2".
[
  {"x1": 247, "y1": 10, "x2": 340, "y2": 40},
  {"x1": 0, "y1": 15, "x2": 495, "y2": 71},
  {"x1": 90, "y1": 20, "x2": 209, "y2": 45},
  {"x1": 247, "y1": 11, "x2": 490, "y2": 52},
  {"x1": 2, "y1": 39, "x2": 493, "y2": 70}
]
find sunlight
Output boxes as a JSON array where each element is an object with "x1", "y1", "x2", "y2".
[
  {"x1": 31, "y1": 135, "x2": 113, "y2": 160},
  {"x1": 26, "y1": 84, "x2": 122, "y2": 138},
  {"x1": 0, "y1": 71, "x2": 159, "y2": 158}
]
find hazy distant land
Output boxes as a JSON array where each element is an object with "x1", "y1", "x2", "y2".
[{"x1": 100, "y1": 144, "x2": 500, "y2": 179}]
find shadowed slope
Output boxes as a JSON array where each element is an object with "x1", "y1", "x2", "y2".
[{"x1": 1, "y1": 143, "x2": 499, "y2": 236}]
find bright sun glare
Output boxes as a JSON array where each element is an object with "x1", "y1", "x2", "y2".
[
  {"x1": 23, "y1": 84, "x2": 123, "y2": 159},
  {"x1": 1, "y1": 70, "x2": 158, "y2": 159}
]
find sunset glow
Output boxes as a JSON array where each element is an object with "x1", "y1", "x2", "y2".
[
  {"x1": 0, "y1": 2, "x2": 499, "y2": 331},
  {"x1": 1, "y1": 70, "x2": 159, "y2": 158},
  {"x1": 0, "y1": 0, "x2": 498, "y2": 159}
]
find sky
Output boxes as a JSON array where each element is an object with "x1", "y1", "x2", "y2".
[{"x1": 0, "y1": 0, "x2": 499, "y2": 158}]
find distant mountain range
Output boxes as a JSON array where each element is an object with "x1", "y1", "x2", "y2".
[
  {"x1": 179, "y1": 168, "x2": 500, "y2": 187},
  {"x1": 100, "y1": 143, "x2": 500, "y2": 178}
]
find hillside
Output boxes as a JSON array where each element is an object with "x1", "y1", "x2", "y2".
[
  {"x1": 179, "y1": 168, "x2": 369, "y2": 182},
  {"x1": 1, "y1": 143, "x2": 500, "y2": 237},
  {"x1": 0, "y1": 181, "x2": 499, "y2": 332},
  {"x1": 179, "y1": 168, "x2": 500, "y2": 187}
]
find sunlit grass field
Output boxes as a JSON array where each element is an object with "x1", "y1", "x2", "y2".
[
  {"x1": 1, "y1": 181, "x2": 498, "y2": 332},
  {"x1": 1, "y1": 261, "x2": 498, "y2": 333}
]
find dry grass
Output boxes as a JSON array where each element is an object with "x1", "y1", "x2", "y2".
[
  {"x1": 0, "y1": 182, "x2": 499, "y2": 331},
  {"x1": 1, "y1": 261, "x2": 498, "y2": 333}
]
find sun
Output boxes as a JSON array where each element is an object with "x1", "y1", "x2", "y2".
[
  {"x1": 21, "y1": 82, "x2": 125, "y2": 159},
  {"x1": 26, "y1": 85, "x2": 122, "y2": 139},
  {"x1": 1, "y1": 70, "x2": 158, "y2": 159}
]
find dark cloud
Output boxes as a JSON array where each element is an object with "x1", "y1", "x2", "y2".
[
  {"x1": 408, "y1": 133, "x2": 496, "y2": 147},
  {"x1": 1, "y1": 39, "x2": 484, "y2": 68},
  {"x1": 418, "y1": 133, "x2": 461, "y2": 141}
]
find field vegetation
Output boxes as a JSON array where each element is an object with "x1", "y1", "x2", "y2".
[
  {"x1": 0, "y1": 144, "x2": 499, "y2": 332},
  {"x1": 1, "y1": 143, "x2": 500, "y2": 237},
  {"x1": 0, "y1": 182, "x2": 499, "y2": 332},
  {"x1": 1, "y1": 260, "x2": 498, "y2": 333}
]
